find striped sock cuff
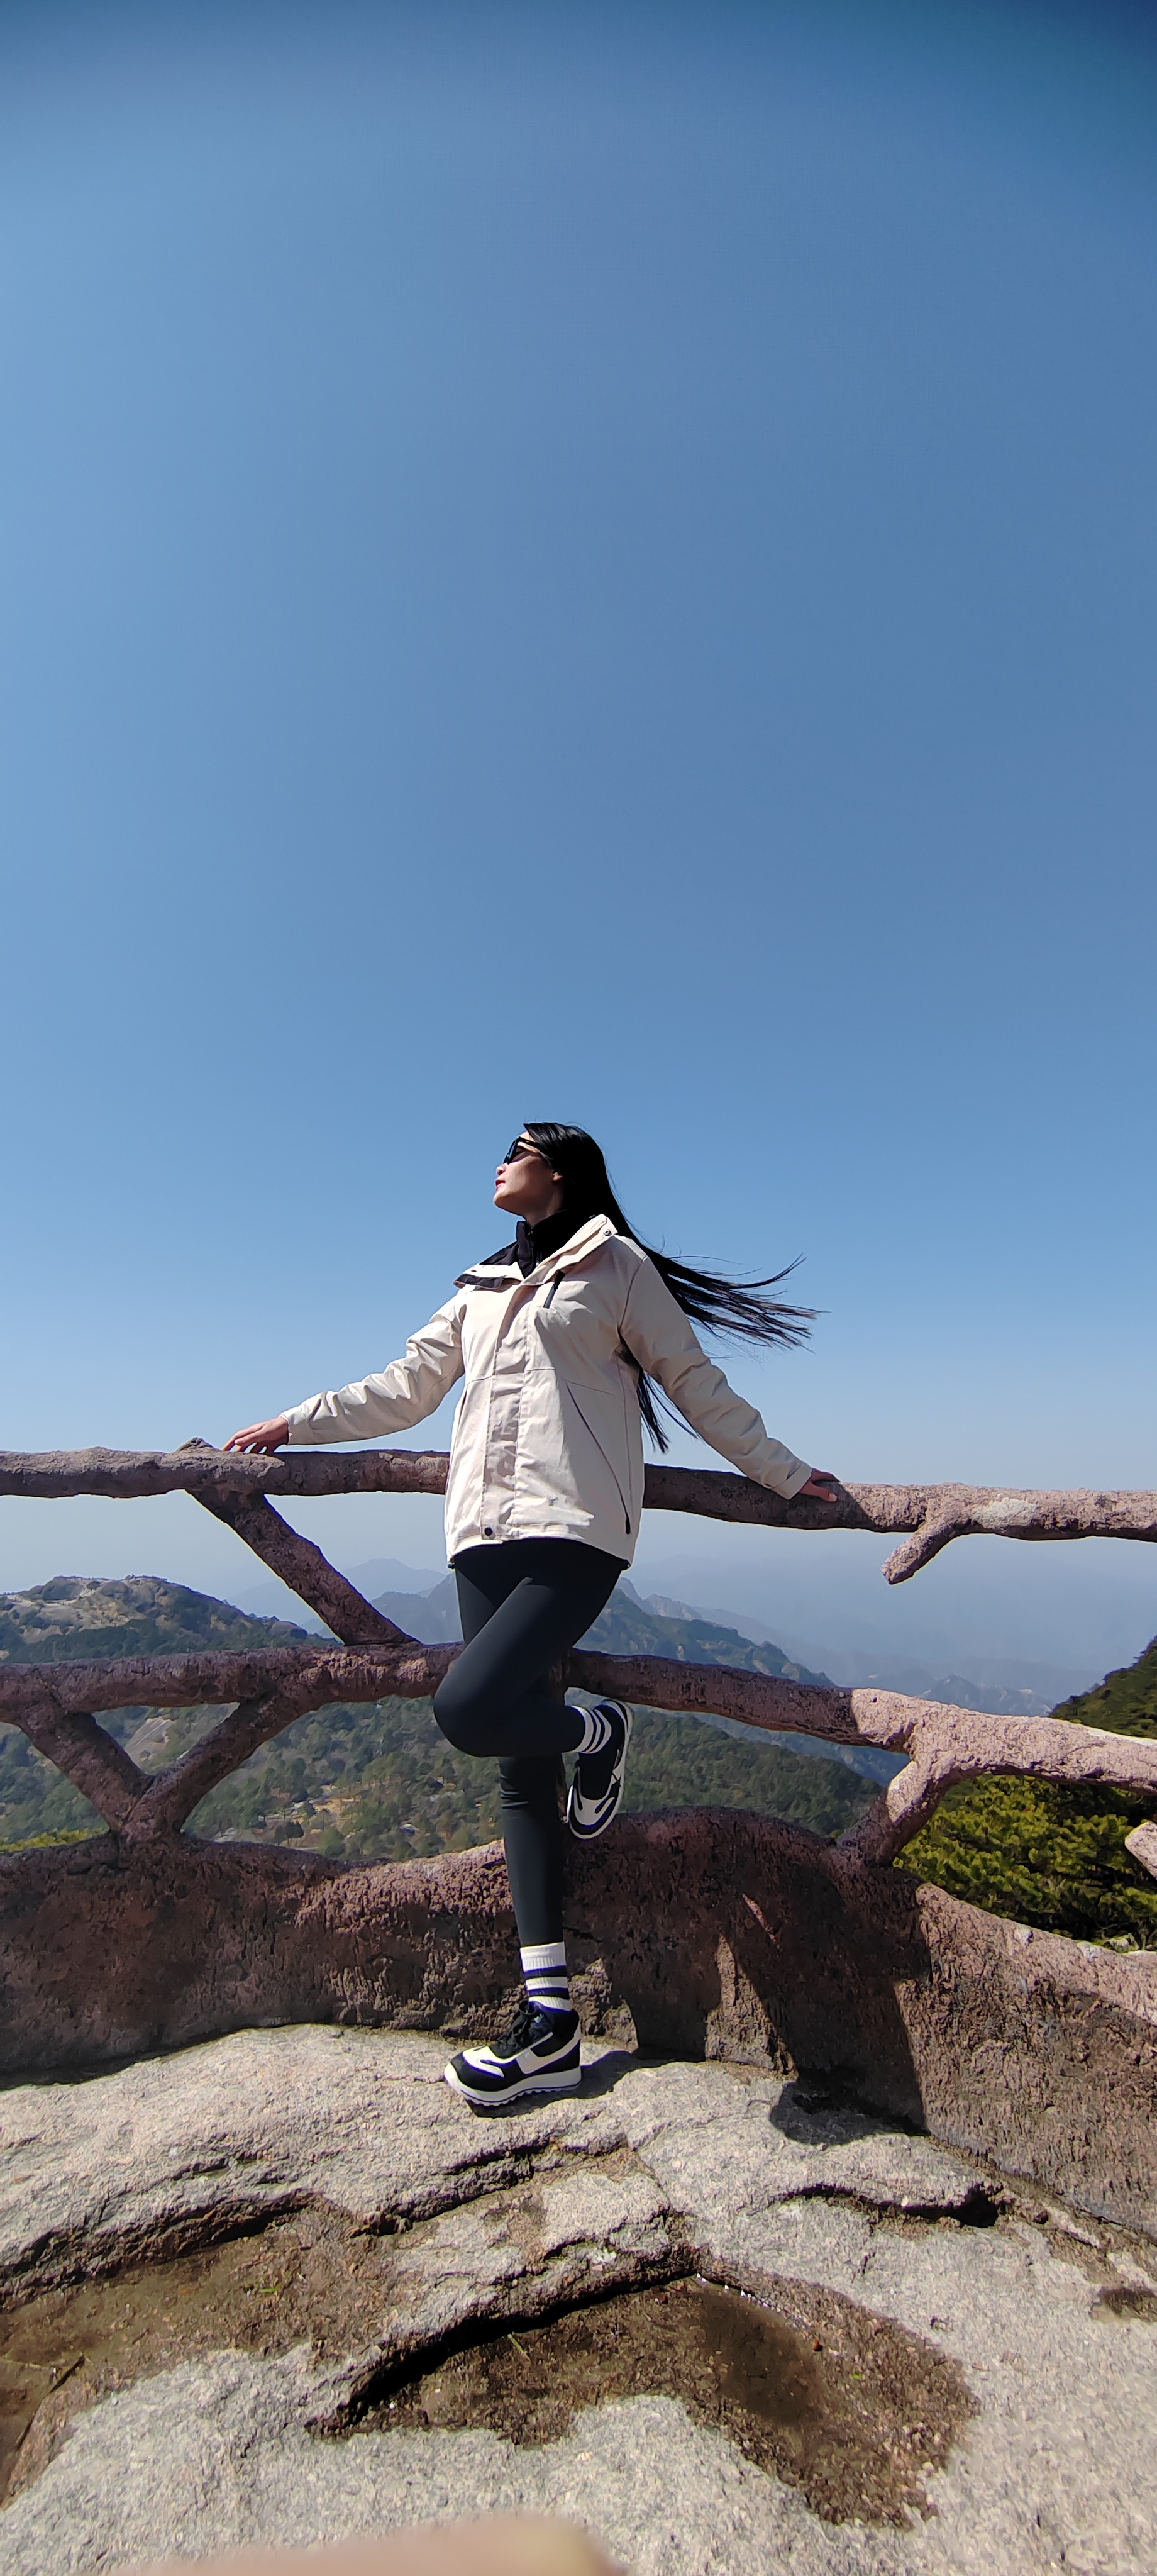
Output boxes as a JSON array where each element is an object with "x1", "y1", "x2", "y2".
[
  {"x1": 521, "y1": 1941, "x2": 572, "y2": 2016},
  {"x1": 576, "y1": 1704, "x2": 612, "y2": 1755}
]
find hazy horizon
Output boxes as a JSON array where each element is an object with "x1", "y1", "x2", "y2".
[{"x1": 5, "y1": 1512, "x2": 1151, "y2": 1706}]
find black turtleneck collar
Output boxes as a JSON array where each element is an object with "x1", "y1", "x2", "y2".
[
  {"x1": 476, "y1": 1209, "x2": 599, "y2": 1276},
  {"x1": 516, "y1": 1209, "x2": 585, "y2": 1274}
]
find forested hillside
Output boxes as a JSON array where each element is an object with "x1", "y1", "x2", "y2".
[
  {"x1": 184, "y1": 1693, "x2": 875, "y2": 1853},
  {"x1": 0, "y1": 1576, "x2": 871, "y2": 1855},
  {"x1": 0, "y1": 1579, "x2": 313, "y2": 1845},
  {"x1": 8, "y1": 1577, "x2": 1154, "y2": 1944}
]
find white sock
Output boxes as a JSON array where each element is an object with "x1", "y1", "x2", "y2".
[
  {"x1": 521, "y1": 1941, "x2": 572, "y2": 2017},
  {"x1": 575, "y1": 1704, "x2": 612, "y2": 1755}
]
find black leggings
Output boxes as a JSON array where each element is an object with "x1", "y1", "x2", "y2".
[{"x1": 432, "y1": 1538, "x2": 623, "y2": 1950}]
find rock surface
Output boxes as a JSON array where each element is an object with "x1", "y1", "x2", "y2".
[
  {"x1": 5, "y1": 1813, "x2": 1157, "y2": 2240},
  {"x1": 1, "y1": 2027, "x2": 1156, "y2": 2573}
]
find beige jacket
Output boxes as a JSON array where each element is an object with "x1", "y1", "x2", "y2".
[{"x1": 285, "y1": 1216, "x2": 812, "y2": 1567}]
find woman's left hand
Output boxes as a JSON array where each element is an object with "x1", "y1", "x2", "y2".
[
  {"x1": 797, "y1": 1469, "x2": 839, "y2": 1504},
  {"x1": 224, "y1": 1416, "x2": 291, "y2": 1454}
]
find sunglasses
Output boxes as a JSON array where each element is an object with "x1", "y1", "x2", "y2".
[{"x1": 501, "y1": 1138, "x2": 548, "y2": 1165}]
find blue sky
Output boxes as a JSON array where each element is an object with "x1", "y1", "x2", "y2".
[{"x1": 1, "y1": 0, "x2": 1154, "y2": 1682}]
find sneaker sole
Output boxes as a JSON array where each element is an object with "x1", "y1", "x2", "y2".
[
  {"x1": 443, "y1": 2062, "x2": 582, "y2": 2107},
  {"x1": 567, "y1": 1706, "x2": 633, "y2": 1841}
]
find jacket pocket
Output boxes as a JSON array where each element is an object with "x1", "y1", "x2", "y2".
[{"x1": 562, "y1": 1382, "x2": 633, "y2": 1536}]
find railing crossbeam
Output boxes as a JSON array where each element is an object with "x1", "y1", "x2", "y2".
[{"x1": 2, "y1": 1443, "x2": 1154, "y2": 1879}]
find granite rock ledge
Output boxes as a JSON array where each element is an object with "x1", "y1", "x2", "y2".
[{"x1": 1, "y1": 2028, "x2": 1156, "y2": 2576}]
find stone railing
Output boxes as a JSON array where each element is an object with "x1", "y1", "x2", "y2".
[
  {"x1": 6, "y1": 1438, "x2": 1157, "y2": 2223},
  {"x1": 2, "y1": 1441, "x2": 1156, "y2": 1875}
]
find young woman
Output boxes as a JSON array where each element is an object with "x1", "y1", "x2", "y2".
[{"x1": 226, "y1": 1123, "x2": 837, "y2": 2109}]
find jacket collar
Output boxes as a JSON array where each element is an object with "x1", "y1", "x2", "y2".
[
  {"x1": 455, "y1": 1213, "x2": 616, "y2": 1292},
  {"x1": 526, "y1": 1211, "x2": 616, "y2": 1280}
]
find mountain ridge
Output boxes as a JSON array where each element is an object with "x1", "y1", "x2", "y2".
[
  {"x1": 6, "y1": 1577, "x2": 1154, "y2": 1942},
  {"x1": 0, "y1": 1574, "x2": 875, "y2": 1853},
  {"x1": 0, "y1": 1574, "x2": 309, "y2": 1665}
]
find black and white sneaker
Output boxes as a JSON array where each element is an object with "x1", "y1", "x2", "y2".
[
  {"x1": 444, "y1": 2004, "x2": 582, "y2": 2109},
  {"x1": 567, "y1": 1700, "x2": 633, "y2": 1842}
]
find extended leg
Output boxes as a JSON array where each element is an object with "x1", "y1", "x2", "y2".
[
  {"x1": 440, "y1": 1540, "x2": 623, "y2": 2109},
  {"x1": 499, "y1": 1753, "x2": 566, "y2": 1948}
]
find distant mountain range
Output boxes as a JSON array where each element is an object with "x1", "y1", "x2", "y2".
[
  {"x1": 368, "y1": 1575, "x2": 1078, "y2": 1784},
  {"x1": 4, "y1": 1575, "x2": 1154, "y2": 1945},
  {"x1": 360, "y1": 1573, "x2": 1066, "y2": 1719},
  {"x1": 231, "y1": 1562, "x2": 1086, "y2": 1717},
  {"x1": 372, "y1": 1572, "x2": 830, "y2": 1667},
  {"x1": 12, "y1": 1566, "x2": 1082, "y2": 1731},
  {"x1": 366, "y1": 1573, "x2": 897, "y2": 1789},
  {"x1": 0, "y1": 1574, "x2": 875, "y2": 1855}
]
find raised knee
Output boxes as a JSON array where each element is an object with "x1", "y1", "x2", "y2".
[{"x1": 432, "y1": 1671, "x2": 481, "y2": 1753}]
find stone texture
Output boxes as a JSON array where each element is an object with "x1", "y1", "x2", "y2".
[
  {"x1": 2, "y1": 2030, "x2": 1157, "y2": 2575},
  {"x1": 0, "y1": 2028, "x2": 982, "y2": 2301},
  {"x1": 3, "y1": 1814, "x2": 1155, "y2": 2235},
  {"x1": 4, "y1": 1441, "x2": 1155, "y2": 1577}
]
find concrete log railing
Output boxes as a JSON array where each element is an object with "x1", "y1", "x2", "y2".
[
  {"x1": 4, "y1": 1441, "x2": 1156, "y2": 1580},
  {"x1": 1, "y1": 1441, "x2": 1155, "y2": 1875}
]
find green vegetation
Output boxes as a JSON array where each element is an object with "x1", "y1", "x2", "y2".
[
  {"x1": 624, "y1": 1709, "x2": 871, "y2": 1840},
  {"x1": 0, "y1": 1577, "x2": 310, "y2": 1850},
  {"x1": 186, "y1": 1695, "x2": 505, "y2": 1855},
  {"x1": 0, "y1": 1575, "x2": 870, "y2": 1858},
  {"x1": 11, "y1": 1574, "x2": 1154, "y2": 1938},
  {"x1": 899, "y1": 1637, "x2": 1157, "y2": 1946},
  {"x1": 0, "y1": 1737, "x2": 102, "y2": 1846},
  {"x1": 1051, "y1": 1642, "x2": 1157, "y2": 1741},
  {"x1": 187, "y1": 1694, "x2": 873, "y2": 1856}
]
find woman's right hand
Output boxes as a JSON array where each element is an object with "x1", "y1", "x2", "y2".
[{"x1": 223, "y1": 1416, "x2": 291, "y2": 1455}]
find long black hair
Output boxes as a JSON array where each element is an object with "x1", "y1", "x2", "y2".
[{"x1": 519, "y1": 1121, "x2": 815, "y2": 1452}]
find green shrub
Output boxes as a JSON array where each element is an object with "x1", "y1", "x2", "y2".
[{"x1": 900, "y1": 1637, "x2": 1157, "y2": 1945}]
